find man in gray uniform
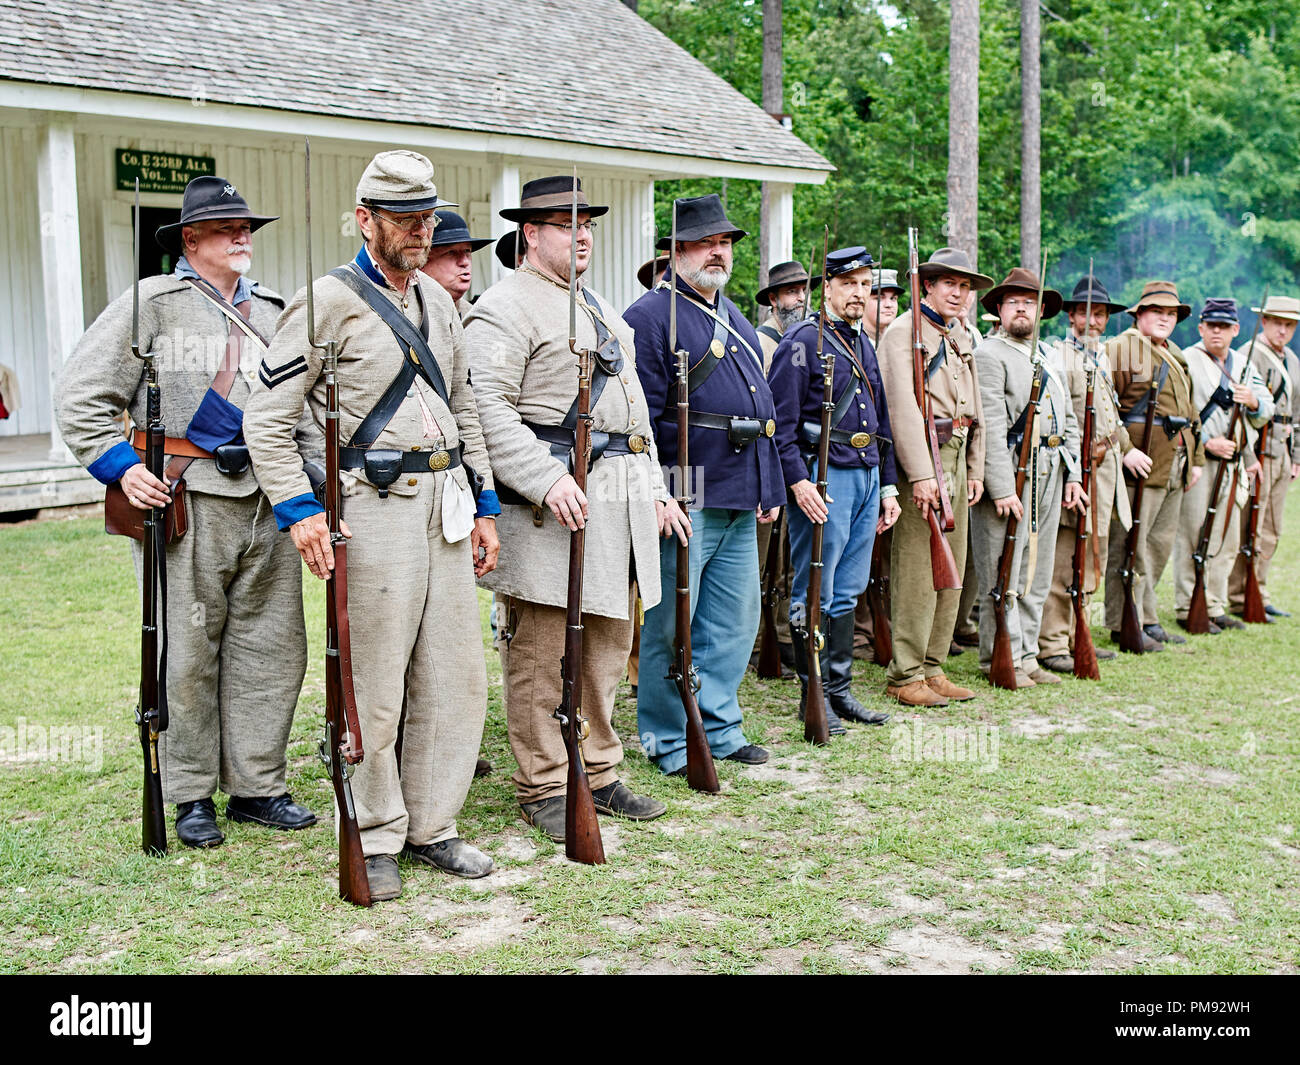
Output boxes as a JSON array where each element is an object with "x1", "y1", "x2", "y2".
[
  {"x1": 970, "y1": 268, "x2": 1083, "y2": 688},
  {"x1": 245, "y1": 151, "x2": 499, "y2": 901},
  {"x1": 57, "y1": 176, "x2": 316, "y2": 848},
  {"x1": 463, "y1": 175, "x2": 687, "y2": 842}
]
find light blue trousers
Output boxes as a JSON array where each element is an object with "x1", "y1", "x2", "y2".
[{"x1": 788, "y1": 463, "x2": 880, "y2": 620}]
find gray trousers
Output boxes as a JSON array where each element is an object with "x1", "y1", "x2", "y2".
[
  {"x1": 141, "y1": 491, "x2": 305, "y2": 805},
  {"x1": 1174, "y1": 456, "x2": 1242, "y2": 620},
  {"x1": 343, "y1": 473, "x2": 487, "y2": 857},
  {"x1": 970, "y1": 450, "x2": 1066, "y2": 672},
  {"x1": 1105, "y1": 454, "x2": 1185, "y2": 629}
]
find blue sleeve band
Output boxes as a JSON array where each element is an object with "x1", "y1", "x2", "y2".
[
  {"x1": 474, "y1": 489, "x2": 501, "y2": 518},
  {"x1": 272, "y1": 493, "x2": 324, "y2": 531},
  {"x1": 87, "y1": 441, "x2": 142, "y2": 485}
]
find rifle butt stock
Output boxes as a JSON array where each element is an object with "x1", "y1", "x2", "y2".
[
  {"x1": 1118, "y1": 585, "x2": 1146, "y2": 654},
  {"x1": 1071, "y1": 601, "x2": 1101, "y2": 680},
  {"x1": 988, "y1": 605, "x2": 1018, "y2": 690},
  {"x1": 1185, "y1": 572, "x2": 1211, "y2": 634},
  {"x1": 803, "y1": 626, "x2": 831, "y2": 746},
  {"x1": 1242, "y1": 561, "x2": 1267, "y2": 624},
  {"x1": 926, "y1": 508, "x2": 962, "y2": 590},
  {"x1": 564, "y1": 750, "x2": 606, "y2": 865}
]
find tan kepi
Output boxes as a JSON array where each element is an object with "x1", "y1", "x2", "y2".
[{"x1": 356, "y1": 150, "x2": 455, "y2": 213}]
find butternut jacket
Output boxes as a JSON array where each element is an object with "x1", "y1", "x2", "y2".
[{"x1": 1107, "y1": 327, "x2": 1203, "y2": 488}]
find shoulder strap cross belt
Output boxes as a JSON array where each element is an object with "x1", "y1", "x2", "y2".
[
  {"x1": 560, "y1": 289, "x2": 622, "y2": 428},
  {"x1": 757, "y1": 324, "x2": 782, "y2": 343},
  {"x1": 679, "y1": 292, "x2": 764, "y2": 394},
  {"x1": 1122, "y1": 360, "x2": 1170, "y2": 424}
]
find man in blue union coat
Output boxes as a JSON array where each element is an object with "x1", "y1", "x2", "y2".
[
  {"x1": 769, "y1": 247, "x2": 900, "y2": 733},
  {"x1": 624, "y1": 194, "x2": 785, "y2": 776}
]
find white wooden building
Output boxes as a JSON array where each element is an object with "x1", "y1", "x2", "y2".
[{"x1": 0, "y1": 0, "x2": 830, "y2": 512}]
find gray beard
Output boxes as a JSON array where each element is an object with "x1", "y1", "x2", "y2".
[
  {"x1": 682, "y1": 263, "x2": 731, "y2": 294},
  {"x1": 774, "y1": 304, "x2": 804, "y2": 331}
]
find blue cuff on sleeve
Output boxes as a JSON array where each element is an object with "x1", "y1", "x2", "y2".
[
  {"x1": 474, "y1": 489, "x2": 501, "y2": 519},
  {"x1": 272, "y1": 493, "x2": 325, "y2": 531},
  {"x1": 87, "y1": 441, "x2": 142, "y2": 485}
]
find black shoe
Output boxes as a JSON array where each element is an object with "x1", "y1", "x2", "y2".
[
  {"x1": 954, "y1": 630, "x2": 980, "y2": 647},
  {"x1": 1265, "y1": 604, "x2": 1291, "y2": 618},
  {"x1": 590, "y1": 780, "x2": 667, "y2": 820},
  {"x1": 364, "y1": 854, "x2": 402, "y2": 902},
  {"x1": 790, "y1": 630, "x2": 847, "y2": 736},
  {"x1": 475, "y1": 757, "x2": 492, "y2": 777},
  {"x1": 176, "y1": 798, "x2": 223, "y2": 848},
  {"x1": 1144, "y1": 623, "x2": 1185, "y2": 644},
  {"x1": 402, "y1": 838, "x2": 494, "y2": 879},
  {"x1": 1110, "y1": 630, "x2": 1166, "y2": 653},
  {"x1": 1177, "y1": 617, "x2": 1221, "y2": 635},
  {"x1": 1095, "y1": 648, "x2": 1117, "y2": 660},
  {"x1": 666, "y1": 765, "x2": 688, "y2": 778},
  {"x1": 226, "y1": 793, "x2": 317, "y2": 830},
  {"x1": 520, "y1": 796, "x2": 566, "y2": 842},
  {"x1": 1213, "y1": 615, "x2": 1246, "y2": 631},
  {"x1": 779, "y1": 641, "x2": 797, "y2": 675},
  {"x1": 824, "y1": 612, "x2": 890, "y2": 724},
  {"x1": 723, "y1": 743, "x2": 770, "y2": 765},
  {"x1": 630, "y1": 684, "x2": 638, "y2": 698}
]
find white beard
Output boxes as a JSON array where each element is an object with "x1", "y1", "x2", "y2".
[{"x1": 682, "y1": 263, "x2": 731, "y2": 294}]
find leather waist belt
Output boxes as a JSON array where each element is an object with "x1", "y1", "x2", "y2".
[
  {"x1": 525, "y1": 421, "x2": 648, "y2": 458},
  {"x1": 799, "y1": 421, "x2": 882, "y2": 450},
  {"x1": 339, "y1": 444, "x2": 462, "y2": 475},
  {"x1": 934, "y1": 415, "x2": 976, "y2": 446},
  {"x1": 131, "y1": 429, "x2": 212, "y2": 459},
  {"x1": 1040, "y1": 434, "x2": 1064, "y2": 448},
  {"x1": 1274, "y1": 415, "x2": 1291, "y2": 424},
  {"x1": 688, "y1": 410, "x2": 777, "y2": 443}
]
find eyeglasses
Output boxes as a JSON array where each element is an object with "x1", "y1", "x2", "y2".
[
  {"x1": 370, "y1": 210, "x2": 438, "y2": 234},
  {"x1": 1002, "y1": 298, "x2": 1040, "y2": 310},
  {"x1": 535, "y1": 220, "x2": 598, "y2": 234}
]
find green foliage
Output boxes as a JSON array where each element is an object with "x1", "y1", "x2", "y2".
[{"x1": 640, "y1": 0, "x2": 1299, "y2": 343}]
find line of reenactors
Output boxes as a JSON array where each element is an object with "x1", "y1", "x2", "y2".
[{"x1": 56, "y1": 157, "x2": 1300, "y2": 902}]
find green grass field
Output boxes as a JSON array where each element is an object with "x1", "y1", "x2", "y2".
[{"x1": 1, "y1": 509, "x2": 1296, "y2": 974}]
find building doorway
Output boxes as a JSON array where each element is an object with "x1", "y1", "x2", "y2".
[{"x1": 136, "y1": 206, "x2": 181, "y2": 277}]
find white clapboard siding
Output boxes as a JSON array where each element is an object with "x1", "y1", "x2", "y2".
[
  {"x1": 2, "y1": 121, "x2": 658, "y2": 438},
  {"x1": 0, "y1": 126, "x2": 50, "y2": 438}
]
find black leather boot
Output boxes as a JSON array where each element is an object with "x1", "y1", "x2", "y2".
[
  {"x1": 791, "y1": 626, "x2": 845, "y2": 736},
  {"x1": 825, "y1": 612, "x2": 890, "y2": 724}
]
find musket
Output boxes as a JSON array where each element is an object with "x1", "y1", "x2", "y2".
[
  {"x1": 306, "y1": 140, "x2": 371, "y2": 906},
  {"x1": 801, "y1": 227, "x2": 833, "y2": 747},
  {"x1": 130, "y1": 177, "x2": 168, "y2": 857},
  {"x1": 555, "y1": 168, "x2": 606, "y2": 861},
  {"x1": 988, "y1": 254, "x2": 1049, "y2": 690},
  {"x1": 1240, "y1": 421, "x2": 1269, "y2": 623},
  {"x1": 1117, "y1": 371, "x2": 1162, "y2": 655},
  {"x1": 1187, "y1": 289, "x2": 1267, "y2": 633},
  {"x1": 907, "y1": 229, "x2": 962, "y2": 590},
  {"x1": 756, "y1": 509, "x2": 786, "y2": 679},
  {"x1": 1069, "y1": 261, "x2": 1100, "y2": 680},
  {"x1": 666, "y1": 201, "x2": 721, "y2": 792}
]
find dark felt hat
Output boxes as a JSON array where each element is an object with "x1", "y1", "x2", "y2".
[
  {"x1": 154, "y1": 176, "x2": 277, "y2": 252},
  {"x1": 980, "y1": 266, "x2": 1063, "y2": 320},
  {"x1": 1125, "y1": 280, "x2": 1192, "y2": 322},
  {"x1": 1199, "y1": 297, "x2": 1239, "y2": 323},
  {"x1": 430, "y1": 210, "x2": 492, "y2": 251},
  {"x1": 656, "y1": 194, "x2": 747, "y2": 249},
  {"x1": 499, "y1": 175, "x2": 609, "y2": 222},
  {"x1": 755, "y1": 259, "x2": 821, "y2": 305},
  {"x1": 494, "y1": 230, "x2": 525, "y2": 271},
  {"x1": 637, "y1": 253, "x2": 671, "y2": 291},
  {"x1": 910, "y1": 246, "x2": 994, "y2": 290},
  {"x1": 1062, "y1": 275, "x2": 1126, "y2": 313}
]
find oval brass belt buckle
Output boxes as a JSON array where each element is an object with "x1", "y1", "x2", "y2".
[
  {"x1": 428, "y1": 450, "x2": 451, "y2": 471},
  {"x1": 850, "y1": 431, "x2": 871, "y2": 448},
  {"x1": 764, "y1": 418, "x2": 776, "y2": 437},
  {"x1": 628, "y1": 434, "x2": 646, "y2": 453}
]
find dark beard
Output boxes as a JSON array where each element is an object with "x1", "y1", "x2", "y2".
[
  {"x1": 1006, "y1": 317, "x2": 1034, "y2": 339},
  {"x1": 775, "y1": 305, "x2": 804, "y2": 330}
]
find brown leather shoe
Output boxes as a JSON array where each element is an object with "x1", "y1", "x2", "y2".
[
  {"x1": 886, "y1": 680, "x2": 949, "y2": 707},
  {"x1": 1012, "y1": 670, "x2": 1037, "y2": 688},
  {"x1": 1027, "y1": 668, "x2": 1062, "y2": 685},
  {"x1": 926, "y1": 673, "x2": 975, "y2": 701}
]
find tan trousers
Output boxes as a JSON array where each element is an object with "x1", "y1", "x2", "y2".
[
  {"x1": 888, "y1": 437, "x2": 968, "y2": 687},
  {"x1": 1230, "y1": 450, "x2": 1292, "y2": 609},
  {"x1": 1039, "y1": 457, "x2": 1118, "y2": 658},
  {"x1": 1105, "y1": 454, "x2": 1185, "y2": 630},
  {"x1": 345, "y1": 475, "x2": 487, "y2": 857},
  {"x1": 500, "y1": 590, "x2": 631, "y2": 804},
  {"x1": 1174, "y1": 456, "x2": 1243, "y2": 620},
  {"x1": 754, "y1": 514, "x2": 792, "y2": 651},
  {"x1": 146, "y1": 491, "x2": 305, "y2": 804}
]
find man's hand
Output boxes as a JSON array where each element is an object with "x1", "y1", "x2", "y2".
[
  {"x1": 876, "y1": 495, "x2": 901, "y2": 533},
  {"x1": 1123, "y1": 448, "x2": 1153, "y2": 479},
  {"x1": 1186, "y1": 464, "x2": 1204, "y2": 491},
  {"x1": 791, "y1": 478, "x2": 829, "y2": 523},
  {"x1": 993, "y1": 494, "x2": 1023, "y2": 521},
  {"x1": 119, "y1": 463, "x2": 170, "y2": 510},
  {"x1": 1231, "y1": 382, "x2": 1259, "y2": 409},
  {"x1": 757, "y1": 506, "x2": 781, "y2": 524},
  {"x1": 291, "y1": 512, "x2": 351, "y2": 580},
  {"x1": 968, "y1": 479, "x2": 984, "y2": 506},
  {"x1": 471, "y1": 517, "x2": 499, "y2": 577},
  {"x1": 1246, "y1": 459, "x2": 1262, "y2": 480},
  {"x1": 656, "y1": 498, "x2": 692, "y2": 545},
  {"x1": 912, "y1": 477, "x2": 939, "y2": 512},
  {"x1": 1063, "y1": 482, "x2": 1088, "y2": 511},
  {"x1": 1291, "y1": 461, "x2": 1300, "y2": 482},
  {"x1": 1206, "y1": 436, "x2": 1237, "y2": 460},
  {"x1": 544, "y1": 473, "x2": 588, "y2": 530}
]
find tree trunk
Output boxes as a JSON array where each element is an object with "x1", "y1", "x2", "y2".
[
  {"x1": 948, "y1": 0, "x2": 980, "y2": 278},
  {"x1": 759, "y1": 0, "x2": 783, "y2": 287},
  {"x1": 1020, "y1": 0, "x2": 1041, "y2": 270}
]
